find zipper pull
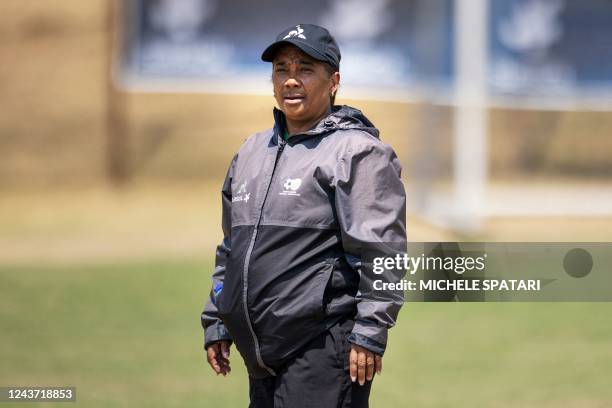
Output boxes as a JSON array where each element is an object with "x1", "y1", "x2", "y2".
[{"x1": 278, "y1": 139, "x2": 286, "y2": 154}]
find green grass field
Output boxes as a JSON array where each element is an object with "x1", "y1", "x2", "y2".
[{"x1": 1, "y1": 258, "x2": 611, "y2": 407}]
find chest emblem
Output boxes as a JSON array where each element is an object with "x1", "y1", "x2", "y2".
[
  {"x1": 233, "y1": 180, "x2": 251, "y2": 203},
  {"x1": 280, "y1": 178, "x2": 302, "y2": 197}
]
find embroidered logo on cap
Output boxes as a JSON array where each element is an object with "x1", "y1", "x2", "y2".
[{"x1": 283, "y1": 25, "x2": 306, "y2": 40}]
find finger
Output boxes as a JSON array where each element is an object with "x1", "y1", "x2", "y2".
[
  {"x1": 215, "y1": 350, "x2": 231, "y2": 376},
  {"x1": 349, "y1": 348, "x2": 358, "y2": 382},
  {"x1": 217, "y1": 358, "x2": 231, "y2": 376},
  {"x1": 207, "y1": 346, "x2": 222, "y2": 374},
  {"x1": 375, "y1": 354, "x2": 383, "y2": 375},
  {"x1": 366, "y1": 352, "x2": 375, "y2": 381},
  {"x1": 206, "y1": 344, "x2": 218, "y2": 363},
  {"x1": 357, "y1": 350, "x2": 366, "y2": 386},
  {"x1": 220, "y1": 341, "x2": 230, "y2": 359}
]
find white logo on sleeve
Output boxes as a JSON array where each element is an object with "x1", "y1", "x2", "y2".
[
  {"x1": 233, "y1": 180, "x2": 251, "y2": 203},
  {"x1": 280, "y1": 178, "x2": 302, "y2": 196},
  {"x1": 283, "y1": 25, "x2": 306, "y2": 40}
]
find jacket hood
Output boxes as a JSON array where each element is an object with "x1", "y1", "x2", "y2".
[{"x1": 272, "y1": 105, "x2": 380, "y2": 142}]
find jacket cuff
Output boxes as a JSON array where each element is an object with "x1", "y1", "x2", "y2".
[
  {"x1": 347, "y1": 333, "x2": 386, "y2": 356},
  {"x1": 204, "y1": 321, "x2": 233, "y2": 349},
  {"x1": 347, "y1": 320, "x2": 388, "y2": 356}
]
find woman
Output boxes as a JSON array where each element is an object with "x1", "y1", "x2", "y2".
[{"x1": 201, "y1": 24, "x2": 406, "y2": 408}]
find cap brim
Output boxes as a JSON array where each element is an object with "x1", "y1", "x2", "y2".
[{"x1": 261, "y1": 39, "x2": 331, "y2": 66}]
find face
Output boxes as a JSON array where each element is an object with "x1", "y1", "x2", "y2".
[{"x1": 272, "y1": 45, "x2": 339, "y2": 126}]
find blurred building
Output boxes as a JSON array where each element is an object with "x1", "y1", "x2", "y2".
[{"x1": 1, "y1": 0, "x2": 611, "y2": 229}]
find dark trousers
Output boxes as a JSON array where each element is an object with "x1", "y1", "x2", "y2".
[{"x1": 248, "y1": 319, "x2": 373, "y2": 408}]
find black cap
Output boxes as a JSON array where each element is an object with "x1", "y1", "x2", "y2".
[{"x1": 261, "y1": 24, "x2": 341, "y2": 70}]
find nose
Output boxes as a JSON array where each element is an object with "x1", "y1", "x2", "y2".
[
  {"x1": 284, "y1": 65, "x2": 301, "y2": 88},
  {"x1": 284, "y1": 77, "x2": 300, "y2": 88}
]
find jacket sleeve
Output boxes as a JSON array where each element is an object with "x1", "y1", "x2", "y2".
[
  {"x1": 201, "y1": 154, "x2": 237, "y2": 349},
  {"x1": 334, "y1": 138, "x2": 407, "y2": 356}
]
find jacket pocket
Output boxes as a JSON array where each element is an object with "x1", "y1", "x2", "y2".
[
  {"x1": 285, "y1": 259, "x2": 335, "y2": 320},
  {"x1": 255, "y1": 259, "x2": 335, "y2": 367},
  {"x1": 316, "y1": 259, "x2": 336, "y2": 317},
  {"x1": 216, "y1": 254, "x2": 243, "y2": 320}
]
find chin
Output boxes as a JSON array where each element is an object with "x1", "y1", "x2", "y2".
[{"x1": 283, "y1": 106, "x2": 306, "y2": 119}]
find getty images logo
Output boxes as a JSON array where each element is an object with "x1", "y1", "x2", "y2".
[
  {"x1": 283, "y1": 25, "x2": 306, "y2": 40},
  {"x1": 280, "y1": 178, "x2": 302, "y2": 197}
]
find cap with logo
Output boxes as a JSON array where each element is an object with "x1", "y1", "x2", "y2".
[{"x1": 261, "y1": 24, "x2": 341, "y2": 70}]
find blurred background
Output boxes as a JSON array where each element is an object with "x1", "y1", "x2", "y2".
[{"x1": 1, "y1": 0, "x2": 611, "y2": 406}]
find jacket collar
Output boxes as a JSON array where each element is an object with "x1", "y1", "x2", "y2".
[
  {"x1": 271, "y1": 106, "x2": 338, "y2": 146},
  {"x1": 270, "y1": 105, "x2": 380, "y2": 146}
]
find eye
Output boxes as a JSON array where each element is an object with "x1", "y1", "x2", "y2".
[
  {"x1": 300, "y1": 67, "x2": 313, "y2": 73},
  {"x1": 274, "y1": 67, "x2": 287, "y2": 73}
]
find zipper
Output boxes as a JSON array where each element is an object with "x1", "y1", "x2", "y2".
[{"x1": 241, "y1": 137, "x2": 286, "y2": 376}]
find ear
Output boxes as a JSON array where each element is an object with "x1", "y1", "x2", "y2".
[{"x1": 330, "y1": 71, "x2": 340, "y2": 96}]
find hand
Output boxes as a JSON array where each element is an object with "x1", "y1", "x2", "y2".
[
  {"x1": 349, "y1": 344, "x2": 382, "y2": 386},
  {"x1": 206, "y1": 340, "x2": 231, "y2": 376}
]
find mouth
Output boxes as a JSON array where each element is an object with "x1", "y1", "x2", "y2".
[{"x1": 283, "y1": 94, "x2": 305, "y2": 105}]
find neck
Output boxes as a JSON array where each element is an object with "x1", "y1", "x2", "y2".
[{"x1": 285, "y1": 106, "x2": 331, "y2": 135}]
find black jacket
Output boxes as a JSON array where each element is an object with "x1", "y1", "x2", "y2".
[{"x1": 201, "y1": 105, "x2": 407, "y2": 379}]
